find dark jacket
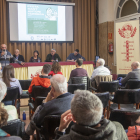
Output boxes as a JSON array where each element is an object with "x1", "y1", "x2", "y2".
[
  {"x1": 121, "y1": 69, "x2": 140, "y2": 85},
  {"x1": 33, "y1": 92, "x2": 74, "y2": 126},
  {"x1": 29, "y1": 57, "x2": 41, "y2": 62},
  {"x1": 45, "y1": 53, "x2": 61, "y2": 62},
  {"x1": 56, "y1": 119, "x2": 128, "y2": 140},
  {"x1": 10, "y1": 54, "x2": 25, "y2": 63}
]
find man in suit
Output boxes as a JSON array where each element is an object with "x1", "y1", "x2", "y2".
[
  {"x1": 23, "y1": 74, "x2": 74, "y2": 140},
  {"x1": 45, "y1": 48, "x2": 61, "y2": 62},
  {"x1": 121, "y1": 61, "x2": 140, "y2": 85},
  {"x1": 10, "y1": 49, "x2": 25, "y2": 63}
]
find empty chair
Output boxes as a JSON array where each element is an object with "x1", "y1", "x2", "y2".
[
  {"x1": 123, "y1": 79, "x2": 140, "y2": 89},
  {"x1": 2, "y1": 87, "x2": 20, "y2": 118},
  {"x1": 68, "y1": 84, "x2": 85, "y2": 94}
]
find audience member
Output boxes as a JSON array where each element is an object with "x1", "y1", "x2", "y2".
[
  {"x1": 69, "y1": 59, "x2": 88, "y2": 78},
  {"x1": 28, "y1": 64, "x2": 52, "y2": 101},
  {"x1": 55, "y1": 90, "x2": 128, "y2": 140},
  {"x1": 23, "y1": 74, "x2": 74, "y2": 140},
  {"x1": 45, "y1": 48, "x2": 61, "y2": 62},
  {"x1": 29, "y1": 50, "x2": 41, "y2": 62},
  {"x1": 0, "y1": 44, "x2": 24, "y2": 69},
  {"x1": 120, "y1": 61, "x2": 140, "y2": 85},
  {"x1": 10, "y1": 49, "x2": 25, "y2": 63},
  {"x1": 0, "y1": 65, "x2": 22, "y2": 105},
  {"x1": 66, "y1": 49, "x2": 85, "y2": 61},
  {"x1": 48, "y1": 61, "x2": 62, "y2": 76},
  {"x1": 90, "y1": 58, "x2": 110, "y2": 81},
  {"x1": 0, "y1": 81, "x2": 18, "y2": 121}
]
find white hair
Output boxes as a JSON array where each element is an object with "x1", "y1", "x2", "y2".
[
  {"x1": 15, "y1": 49, "x2": 19, "y2": 52},
  {"x1": 51, "y1": 48, "x2": 56, "y2": 52},
  {"x1": 0, "y1": 81, "x2": 7, "y2": 102},
  {"x1": 1, "y1": 44, "x2": 7, "y2": 48},
  {"x1": 71, "y1": 90, "x2": 103, "y2": 126},
  {"x1": 50, "y1": 74, "x2": 67, "y2": 93},
  {"x1": 98, "y1": 58, "x2": 105, "y2": 66}
]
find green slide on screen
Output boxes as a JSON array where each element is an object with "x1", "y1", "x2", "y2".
[{"x1": 28, "y1": 20, "x2": 57, "y2": 34}]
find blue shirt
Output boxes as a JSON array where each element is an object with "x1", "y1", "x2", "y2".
[{"x1": 66, "y1": 53, "x2": 86, "y2": 61}]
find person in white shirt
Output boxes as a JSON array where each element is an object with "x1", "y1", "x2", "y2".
[
  {"x1": 90, "y1": 58, "x2": 110, "y2": 81},
  {"x1": 0, "y1": 80, "x2": 18, "y2": 121}
]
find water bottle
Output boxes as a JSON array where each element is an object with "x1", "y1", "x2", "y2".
[
  {"x1": 56, "y1": 58, "x2": 58, "y2": 62},
  {"x1": 38, "y1": 59, "x2": 40, "y2": 62},
  {"x1": 23, "y1": 111, "x2": 26, "y2": 120}
]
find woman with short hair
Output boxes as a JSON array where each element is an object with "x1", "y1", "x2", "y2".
[{"x1": 29, "y1": 50, "x2": 41, "y2": 62}]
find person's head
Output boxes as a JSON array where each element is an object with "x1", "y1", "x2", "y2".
[
  {"x1": 15, "y1": 49, "x2": 19, "y2": 57},
  {"x1": 50, "y1": 74, "x2": 67, "y2": 98},
  {"x1": 74, "y1": 49, "x2": 79, "y2": 56},
  {"x1": 131, "y1": 61, "x2": 140, "y2": 70},
  {"x1": 2, "y1": 65, "x2": 15, "y2": 87},
  {"x1": 51, "y1": 48, "x2": 56, "y2": 56},
  {"x1": 71, "y1": 90, "x2": 103, "y2": 126},
  {"x1": 96, "y1": 58, "x2": 105, "y2": 67},
  {"x1": 0, "y1": 104, "x2": 8, "y2": 127},
  {"x1": 0, "y1": 81, "x2": 7, "y2": 102},
  {"x1": 51, "y1": 61, "x2": 61, "y2": 74},
  {"x1": 41, "y1": 64, "x2": 52, "y2": 75},
  {"x1": 33, "y1": 50, "x2": 39, "y2": 57},
  {"x1": 1, "y1": 44, "x2": 7, "y2": 51},
  {"x1": 75, "y1": 59, "x2": 83, "y2": 67}
]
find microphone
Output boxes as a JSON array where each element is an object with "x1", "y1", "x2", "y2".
[{"x1": 3, "y1": 50, "x2": 7, "y2": 60}]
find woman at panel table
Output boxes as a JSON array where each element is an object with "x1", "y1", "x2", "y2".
[
  {"x1": 48, "y1": 61, "x2": 63, "y2": 76},
  {"x1": 29, "y1": 50, "x2": 41, "y2": 62},
  {"x1": 0, "y1": 65, "x2": 22, "y2": 105}
]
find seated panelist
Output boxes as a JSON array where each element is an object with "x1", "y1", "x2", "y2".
[
  {"x1": 66, "y1": 49, "x2": 86, "y2": 62},
  {"x1": 29, "y1": 50, "x2": 41, "y2": 62},
  {"x1": 45, "y1": 48, "x2": 61, "y2": 62},
  {"x1": 10, "y1": 49, "x2": 25, "y2": 63}
]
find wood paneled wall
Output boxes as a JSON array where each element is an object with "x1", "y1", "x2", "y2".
[{"x1": 0, "y1": 0, "x2": 96, "y2": 62}]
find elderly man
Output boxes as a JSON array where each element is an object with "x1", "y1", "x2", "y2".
[
  {"x1": 0, "y1": 80, "x2": 18, "y2": 121},
  {"x1": 90, "y1": 58, "x2": 110, "y2": 81},
  {"x1": 0, "y1": 44, "x2": 24, "y2": 69},
  {"x1": 120, "y1": 61, "x2": 140, "y2": 85},
  {"x1": 23, "y1": 74, "x2": 74, "y2": 140},
  {"x1": 10, "y1": 49, "x2": 25, "y2": 63},
  {"x1": 55, "y1": 90, "x2": 128, "y2": 140},
  {"x1": 67, "y1": 49, "x2": 86, "y2": 61},
  {"x1": 45, "y1": 48, "x2": 61, "y2": 62}
]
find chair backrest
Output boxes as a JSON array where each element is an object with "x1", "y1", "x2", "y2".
[
  {"x1": 94, "y1": 75, "x2": 112, "y2": 87},
  {"x1": 2, "y1": 87, "x2": 19, "y2": 102},
  {"x1": 1, "y1": 119, "x2": 25, "y2": 137},
  {"x1": 40, "y1": 115, "x2": 61, "y2": 139},
  {"x1": 71, "y1": 77, "x2": 88, "y2": 90},
  {"x1": 113, "y1": 89, "x2": 140, "y2": 104},
  {"x1": 19, "y1": 80, "x2": 32, "y2": 90},
  {"x1": 95, "y1": 92, "x2": 109, "y2": 108},
  {"x1": 117, "y1": 74, "x2": 127, "y2": 79},
  {"x1": 98, "y1": 80, "x2": 119, "y2": 92},
  {"x1": 34, "y1": 96, "x2": 46, "y2": 110},
  {"x1": 109, "y1": 109, "x2": 140, "y2": 129},
  {"x1": 68, "y1": 84, "x2": 85, "y2": 94},
  {"x1": 125, "y1": 79, "x2": 140, "y2": 89},
  {"x1": 31, "y1": 86, "x2": 51, "y2": 99}
]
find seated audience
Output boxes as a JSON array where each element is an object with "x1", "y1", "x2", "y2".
[
  {"x1": 45, "y1": 48, "x2": 61, "y2": 62},
  {"x1": 69, "y1": 58, "x2": 88, "y2": 78},
  {"x1": 48, "y1": 61, "x2": 63, "y2": 76},
  {"x1": 120, "y1": 61, "x2": 140, "y2": 86},
  {"x1": 23, "y1": 74, "x2": 74, "y2": 140},
  {"x1": 90, "y1": 58, "x2": 110, "y2": 81},
  {"x1": 0, "y1": 65, "x2": 22, "y2": 105},
  {"x1": 55, "y1": 90, "x2": 128, "y2": 140},
  {"x1": 28, "y1": 64, "x2": 52, "y2": 101},
  {"x1": 29, "y1": 50, "x2": 41, "y2": 62},
  {"x1": 10, "y1": 49, "x2": 25, "y2": 63},
  {"x1": 0, "y1": 80, "x2": 18, "y2": 121},
  {"x1": 66, "y1": 49, "x2": 86, "y2": 61}
]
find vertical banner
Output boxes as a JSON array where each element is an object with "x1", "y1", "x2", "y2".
[{"x1": 116, "y1": 20, "x2": 139, "y2": 74}]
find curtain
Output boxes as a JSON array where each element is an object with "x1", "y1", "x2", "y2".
[{"x1": 0, "y1": 0, "x2": 96, "y2": 62}]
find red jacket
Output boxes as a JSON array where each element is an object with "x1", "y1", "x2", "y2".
[{"x1": 48, "y1": 71, "x2": 63, "y2": 76}]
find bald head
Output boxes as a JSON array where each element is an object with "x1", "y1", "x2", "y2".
[
  {"x1": 1, "y1": 44, "x2": 7, "y2": 51},
  {"x1": 50, "y1": 74, "x2": 67, "y2": 94},
  {"x1": 131, "y1": 61, "x2": 140, "y2": 70}
]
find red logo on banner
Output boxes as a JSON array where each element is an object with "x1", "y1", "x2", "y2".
[
  {"x1": 118, "y1": 23, "x2": 137, "y2": 38},
  {"x1": 30, "y1": 69, "x2": 42, "y2": 79}
]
